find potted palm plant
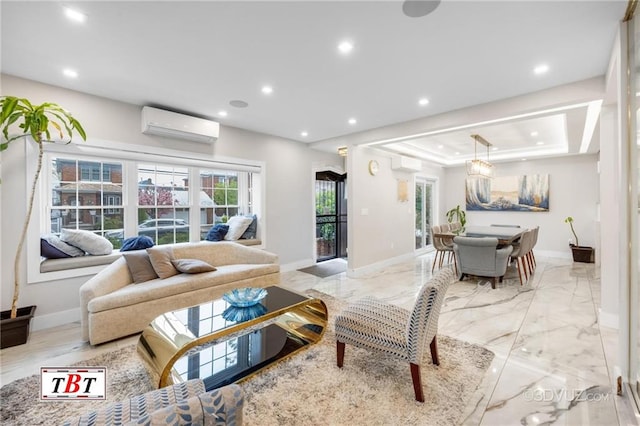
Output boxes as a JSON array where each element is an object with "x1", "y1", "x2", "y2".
[
  {"x1": 564, "y1": 216, "x2": 594, "y2": 263},
  {"x1": 446, "y1": 205, "x2": 467, "y2": 233},
  {"x1": 0, "y1": 96, "x2": 86, "y2": 348}
]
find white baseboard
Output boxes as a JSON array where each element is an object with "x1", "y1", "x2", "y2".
[
  {"x1": 347, "y1": 252, "x2": 416, "y2": 278},
  {"x1": 535, "y1": 249, "x2": 572, "y2": 260},
  {"x1": 32, "y1": 308, "x2": 80, "y2": 331},
  {"x1": 281, "y1": 258, "x2": 315, "y2": 272},
  {"x1": 599, "y1": 308, "x2": 619, "y2": 330}
]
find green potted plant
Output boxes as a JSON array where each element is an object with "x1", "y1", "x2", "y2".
[
  {"x1": 0, "y1": 96, "x2": 86, "y2": 348},
  {"x1": 564, "y1": 216, "x2": 594, "y2": 263},
  {"x1": 446, "y1": 205, "x2": 467, "y2": 233}
]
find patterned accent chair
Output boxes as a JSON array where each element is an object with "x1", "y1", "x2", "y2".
[
  {"x1": 334, "y1": 268, "x2": 454, "y2": 402},
  {"x1": 453, "y1": 236, "x2": 513, "y2": 289},
  {"x1": 62, "y1": 379, "x2": 243, "y2": 426}
]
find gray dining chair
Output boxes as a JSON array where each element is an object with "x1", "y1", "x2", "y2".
[
  {"x1": 453, "y1": 236, "x2": 513, "y2": 289},
  {"x1": 431, "y1": 225, "x2": 456, "y2": 273},
  {"x1": 335, "y1": 268, "x2": 454, "y2": 402},
  {"x1": 510, "y1": 229, "x2": 534, "y2": 285}
]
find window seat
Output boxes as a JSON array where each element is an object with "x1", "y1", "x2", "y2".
[
  {"x1": 40, "y1": 240, "x2": 260, "y2": 273},
  {"x1": 40, "y1": 251, "x2": 122, "y2": 273}
]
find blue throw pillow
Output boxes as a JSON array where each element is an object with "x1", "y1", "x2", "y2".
[
  {"x1": 240, "y1": 215, "x2": 258, "y2": 239},
  {"x1": 120, "y1": 235, "x2": 155, "y2": 252},
  {"x1": 206, "y1": 224, "x2": 229, "y2": 241}
]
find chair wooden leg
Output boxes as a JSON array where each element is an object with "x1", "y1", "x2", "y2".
[
  {"x1": 491, "y1": 277, "x2": 497, "y2": 289},
  {"x1": 410, "y1": 363, "x2": 425, "y2": 402},
  {"x1": 336, "y1": 341, "x2": 345, "y2": 368},
  {"x1": 431, "y1": 250, "x2": 439, "y2": 272},
  {"x1": 516, "y1": 257, "x2": 524, "y2": 286},
  {"x1": 430, "y1": 336, "x2": 439, "y2": 365}
]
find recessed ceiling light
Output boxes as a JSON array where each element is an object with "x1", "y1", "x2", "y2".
[
  {"x1": 492, "y1": 147, "x2": 498, "y2": 151},
  {"x1": 533, "y1": 64, "x2": 549, "y2": 75},
  {"x1": 437, "y1": 144, "x2": 443, "y2": 149},
  {"x1": 261, "y1": 86, "x2": 273, "y2": 95},
  {"x1": 455, "y1": 151, "x2": 460, "y2": 155},
  {"x1": 63, "y1": 68, "x2": 78, "y2": 78},
  {"x1": 348, "y1": 118, "x2": 357, "y2": 125},
  {"x1": 64, "y1": 7, "x2": 87, "y2": 23},
  {"x1": 530, "y1": 131, "x2": 538, "y2": 137},
  {"x1": 521, "y1": 158, "x2": 527, "y2": 161},
  {"x1": 418, "y1": 98, "x2": 429, "y2": 106},
  {"x1": 338, "y1": 40, "x2": 354, "y2": 54},
  {"x1": 301, "y1": 131, "x2": 308, "y2": 137},
  {"x1": 218, "y1": 110, "x2": 228, "y2": 117},
  {"x1": 536, "y1": 141, "x2": 544, "y2": 145}
]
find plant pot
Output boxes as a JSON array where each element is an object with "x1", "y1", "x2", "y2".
[
  {"x1": 570, "y1": 245, "x2": 594, "y2": 263},
  {"x1": 1, "y1": 305, "x2": 36, "y2": 349}
]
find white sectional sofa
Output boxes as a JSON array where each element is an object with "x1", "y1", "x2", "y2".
[{"x1": 80, "y1": 241, "x2": 279, "y2": 345}]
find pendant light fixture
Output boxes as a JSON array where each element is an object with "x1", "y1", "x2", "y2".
[{"x1": 466, "y1": 134, "x2": 494, "y2": 178}]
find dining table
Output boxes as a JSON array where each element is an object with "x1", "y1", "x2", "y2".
[{"x1": 434, "y1": 225, "x2": 524, "y2": 246}]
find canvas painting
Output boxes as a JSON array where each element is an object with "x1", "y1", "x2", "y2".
[{"x1": 466, "y1": 174, "x2": 549, "y2": 212}]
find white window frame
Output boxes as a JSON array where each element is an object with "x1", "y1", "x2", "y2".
[{"x1": 26, "y1": 139, "x2": 265, "y2": 283}]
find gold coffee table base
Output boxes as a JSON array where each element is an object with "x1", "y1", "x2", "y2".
[{"x1": 137, "y1": 287, "x2": 328, "y2": 390}]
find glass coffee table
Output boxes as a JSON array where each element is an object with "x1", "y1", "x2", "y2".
[{"x1": 136, "y1": 286, "x2": 328, "y2": 391}]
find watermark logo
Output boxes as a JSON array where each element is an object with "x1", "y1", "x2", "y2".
[
  {"x1": 40, "y1": 367, "x2": 106, "y2": 400},
  {"x1": 523, "y1": 387, "x2": 611, "y2": 403}
]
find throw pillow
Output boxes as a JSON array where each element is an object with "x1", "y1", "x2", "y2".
[
  {"x1": 224, "y1": 216, "x2": 254, "y2": 241},
  {"x1": 205, "y1": 224, "x2": 229, "y2": 242},
  {"x1": 240, "y1": 215, "x2": 258, "y2": 239},
  {"x1": 122, "y1": 251, "x2": 159, "y2": 284},
  {"x1": 60, "y1": 228, "x2": 113, "y2": 255},
  {"x1": 147, "y1": 245, "x2": 179, "y2": 279},
  {"x1": 120, "y1": 235, "x2": 155, "y2": 252},
  {"x1": 171, "y1": 259, "x2": 217, "y2": 274},
  {"x1": 40, "y1": 234, "x2": 85, "y2": 258}
]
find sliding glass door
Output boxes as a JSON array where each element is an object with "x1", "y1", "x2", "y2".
[{"x1": 415, "y1": 178, "x2": 435, "y2": 250}]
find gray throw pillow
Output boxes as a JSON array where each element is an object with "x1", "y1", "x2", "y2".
[
  {"x1": 60, "y1": 228, "x2": 113, "y2": 255},
  {"x1": 41, "y1": 234, "x2": 86, "y2": 257},
  {"x1": 147, "y1": 245, "x2": 179, "y2": 279},
  {"x1": 171, "y1": 259, "x2": 216, "y2": 274},
  {"x1": 122, "y1": 251, "x2": 159, "y2": 283}
]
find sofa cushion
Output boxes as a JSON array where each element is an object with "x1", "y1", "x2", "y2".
[
  {"x1": 224, "y1": 216, "x2": 253, "y2": 241},
  {"x1": 147, "y1": 245, "x2": 179, "y2": 279},
  {"x1": 88, "y1": 263, "x2": 280, "y2": 314},
  {"x1": 172, "y1": 258, "x2": 216, "y2": 274},
  {"x1": 41, "y1": 234, "x2": 85, "y2": 258},
  {"x1": 120, "y1": 235, "x2": 155, "y2": 252},
  {"x1": 61, "y1": 229, "x2": 113, "y2": 255},
  {"x1": 205, "y1": 224, "x2": 229, "y2": 241},
  {"x1": 123, "y1": 251, "x2": 159, "y2": 283}
]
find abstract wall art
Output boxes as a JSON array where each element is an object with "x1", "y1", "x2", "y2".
[{"x1": 466, "y1": 174, "x2": 549, "y2": 212}]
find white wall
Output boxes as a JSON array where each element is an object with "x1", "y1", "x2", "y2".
[
  {"x1": 0, "y1": 74, "x2": 341, "y2": 327},
  {"x1": 442, "y1": 154, "x2": 599, "y2": 257},
  {"x1": 347, "y1": 146, "x2": 445, "y2": 273}
]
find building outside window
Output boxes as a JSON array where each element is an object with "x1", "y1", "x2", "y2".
[{"x1": 46, "y1": 155, "x2": 258, "y2": 250}]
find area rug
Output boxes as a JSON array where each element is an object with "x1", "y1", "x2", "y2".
[
  {"x1": 298, "y1": 258, "x2": 347, "y2": 278},
  {"x1": 1, "y1": 291, "x2": 493, "y2": 426}
]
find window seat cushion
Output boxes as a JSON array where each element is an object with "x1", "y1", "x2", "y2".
[
  {"x1": 40, "y1": 251, "x2": 122, "y2": 273},
  {"x1": 235, "y1": 238, "x2": 261, "y2": 246}
]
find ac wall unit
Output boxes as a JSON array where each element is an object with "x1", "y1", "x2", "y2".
[
  {"x1": 141, "y1": 106, "x2": 219, "y2": 143},
  {"x1": 391, "y1": 155, "x2": 422, "y2": 172}
]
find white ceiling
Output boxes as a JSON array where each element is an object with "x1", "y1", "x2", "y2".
[{"x1": 1, "y1": 1, "x2": 627, "y2": 165}]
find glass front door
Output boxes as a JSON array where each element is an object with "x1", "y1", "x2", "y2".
[
  {"x1": 415, "y1": 178, "x2": 435, "y2": 250},
  {"x1": 315, "y1": 171, "x2": 347, "y2": 261}
]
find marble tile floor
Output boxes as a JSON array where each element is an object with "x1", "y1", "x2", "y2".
[{"x1": 1, "y1": 254, "x2": 638, "y2": 425}]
